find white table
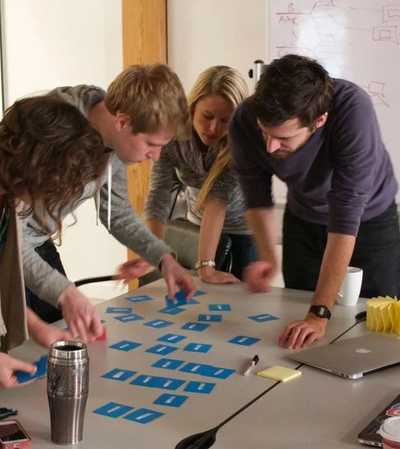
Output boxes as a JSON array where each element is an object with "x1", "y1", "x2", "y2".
[{"x1": 3, "y1": 280, "x2": 365, "y2": 448}]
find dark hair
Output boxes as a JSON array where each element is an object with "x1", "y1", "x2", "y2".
[
  {"x1": 252, "y1": 54, "x2": 334, "y2": 127},
  {"x1": 0, "y1": 95, "x2": 109, "y2": 234}
]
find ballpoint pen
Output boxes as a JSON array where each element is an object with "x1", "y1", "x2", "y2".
[{"x1": 242, "y1": 355, "x2": 260, "y2": 376}]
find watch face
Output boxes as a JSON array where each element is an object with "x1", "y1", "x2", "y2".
[{"x1": 310, "y1": 305, "x2": 331, "y2": 319}]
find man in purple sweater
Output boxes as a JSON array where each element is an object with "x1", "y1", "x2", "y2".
[{"x1": 230, "y1": 54, "x2": 400, "y2": 349}]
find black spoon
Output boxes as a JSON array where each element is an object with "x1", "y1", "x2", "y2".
[{"x1": 175, "y1": 381, "x2": 280, "y2": 449}]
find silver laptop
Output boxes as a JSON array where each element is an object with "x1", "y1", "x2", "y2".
[{"x1": 288, "y1": 333, "x2": 400, "y2": 379}]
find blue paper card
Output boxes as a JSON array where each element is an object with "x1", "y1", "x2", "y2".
[
  {"x1": 131, "y1": 375, "x2": 185, "y2": 390},
  {"x1": 102, "y1": 368, "x2": 136, "y2": 382},
  {"x1": 126, "y1": 294, "x2": 154, "y2": 303},
  {"x1": 146, "y1": 344, "x2": 178, "y2": 356},
  {"x1": 198, "y1": 314, "x2": 222, "y2": 322},
  {"x1": 114, "y1": 313, "x2": 144, "y2": 323},
  {"x1": 184, "y1": 381, "x2": 215, "y2": 394},
  {"x1": 16, "y1": 355, "x2": 48, "y2": 384},
  {"x1": 106, "y1": 306, "x2": 133, "y2": 314},
  {"x1": 185, "y1": 298, "x2": 200, "y2": 305},
  {"x1": 184, "y1": 343, "x2": 212, "y2": 354},
  {"x1": 94, "y1": 402, "x2": 133, "y2": 418},
  {"x1": 194, "y1": 290, "x2": 207, "y2": 296},
  {"x1": 248, "y1": 313, "x2": 279, "y2": 323},
  {"x1": 209, "y1": 304, "x2": 231, "y2": 312},
  {"x1": 158, "y1": 333, "x2": 187, "y2": 344},
  {"x1": 152, "y1": 358, "x2": 185, "y2": 370},
  {"x1": 229, "y1": 336, "x2": 261, "y2": 346},
  {"x1": 109, "y1": 340, "x2": 142, "y2": 352},
  {"x1": 159, "y1": 307, "x2": 185, "y2": 315},
  {"x1": 180, "y1": 363, "x2": 235, "y2": 379},
  {"x1": 154, "y1": 393, "x2": 188, "y2": 408},
  {"x1": 182, "y1": 322, "x2": 210, "y2": 332},
  {"x1": 144, "y1": 319, "x2": 173, "y2": 329},
  {"x1": 123, "y1": 408, "x2": 164, "y2": 424}
]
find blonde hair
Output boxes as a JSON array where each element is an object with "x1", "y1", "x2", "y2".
[
  {"x1": 190, "y1": 66, "x2": 248, "y2": 208},
  {"x1": 105, "y1": 64, "x2": 191, "y2": 140}
]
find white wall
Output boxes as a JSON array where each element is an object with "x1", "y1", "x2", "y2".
[
  {"x1": 2, "y1": 0, "x2": 127, "y2": 299},
  {"x1": 168, "y1": 0, "x2": 267, "y2": 93}
]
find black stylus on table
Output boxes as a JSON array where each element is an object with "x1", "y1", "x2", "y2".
[{"x1": 355, "y1": 310, "x2": 367, "y2": 322}]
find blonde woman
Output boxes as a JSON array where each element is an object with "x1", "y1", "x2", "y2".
[{"x1": 146, "y1": 66, "x2": 257, "y2": 284}]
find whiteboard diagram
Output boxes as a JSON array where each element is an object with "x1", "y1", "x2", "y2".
[{"x1": 269, "y1": 0, "x2": 400, "y2": 200}]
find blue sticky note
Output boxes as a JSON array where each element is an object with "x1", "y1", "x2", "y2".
[
  {"x1": 229, "y1": 336, "x2": 261, "y2": 346},
  {"x1": 209, "y1": 304, "x2": 231, "y2": 312},
  {"x1": 159, "y1": 307, "x2": 185, "y2": 315},
  {"x1": 180, "y1": 363, "x2": 235, "y2": 379},
  {"x1": 126, "y1": 294, "x2": 154, "y2": 303},
  {"x1": 146, "y1": 344, "x2": 178, "y2": 356},
  {"x1": 194, "y1": 290, "x2": 207, "y2": 297},
  {"x1": 110, "y1": 340, "x2": 142, "y2": 351},
  {"x1": 184, "y1": 381, "x2": 215, "y2": 394},
  {"x1": 94, "y1": 402, "x2": 133, "y2": 418},
  {"x1": 115, "y1": 313, "x2": 144, "y2": 323},
  {"x1": 182, "y1": 322, "x2": 210, "y2": 332},
  {"x1": 184, "y1": 343, "x2": 212, "y2": 354},
  {"x1": 198, "y1": 314, "x2": 222, "y2": 322},
  {"x1": 123, "y1": 408, "x2": 164, "y2": 424},
  {"x1": 144, "y1": 319, "x2": 173, "y2": 329},
  {"x1": 16, "y1": 355, "x2": 48, "y2": 384},
  {"x1": 154, "y1": 393, "x2": 188, "y2": 408},
  {"x1": 248, "y1": 313, "x2": 279, "y2": 322},
  {"x1": 131, "y1": 375, "x2": 185, "y2": 390},
  {"x1": 102, "y1": 368, "x2": 136, "y2": 382},
  {"x1": 106, "y1": 306, "x2": 133, "y2": 314},
  {"x1": 152, "y1": 358, "x2": 185, "y2": 370},
  {"x1": 158, "y1": 333, "x2": 187, "y2": 344}
]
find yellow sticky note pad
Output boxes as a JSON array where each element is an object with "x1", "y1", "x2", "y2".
[{"x1": 257, "y1": 366, "x2": 302, "y2": 382}]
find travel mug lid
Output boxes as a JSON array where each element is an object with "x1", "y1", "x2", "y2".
[
  {"x1": 379, "y1": 417, "x2": 400, "y2": 443},
  {"x1": 49, "y1": 340, "x2": 88, "y2": 361}
]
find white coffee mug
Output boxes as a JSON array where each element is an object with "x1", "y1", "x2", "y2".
[{"x1": 337, "y1": 266, "x2": 363, "y2": 306}]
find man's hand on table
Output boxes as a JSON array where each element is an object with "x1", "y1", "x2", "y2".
[
  {"x1": 160, "y1": 253, "x2": 195, "y2": 299},
  {"x1": 244, "y1": 260, "x2": 278, "y2": 293},
  {"x1": 58, "y1": 284, "x2": 104, "y2": 343},
  {"x1": 278, "y1": 315, "x2": 328, "y2": 349},
  {"x1": 0, "y1": 353, "x2": 36, "y2": 389}
]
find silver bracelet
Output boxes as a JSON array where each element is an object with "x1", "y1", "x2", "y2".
[{"x1": 195, "y1": 259, "x2": 216, "y2": 270}]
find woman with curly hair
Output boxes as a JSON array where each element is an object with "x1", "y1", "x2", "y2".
[
  {"x1": 146, "y1": 66, "x2": 257, "y2": 284},
  {"x1": 0, "y1": 95, "x2": 109, "y2": 388}
]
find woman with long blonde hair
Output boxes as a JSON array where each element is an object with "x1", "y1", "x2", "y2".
[{"x1": 146, "y1": 66, "x2": 257, "y2": 283}]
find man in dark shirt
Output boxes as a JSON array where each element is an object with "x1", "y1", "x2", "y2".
[{"x1": 230, "y1": 54, "x2": 400, "y2": 349}]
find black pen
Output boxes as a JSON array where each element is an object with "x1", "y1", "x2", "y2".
[{"x1": 242, "y1": 355, "x2": 260, "y2": 376}]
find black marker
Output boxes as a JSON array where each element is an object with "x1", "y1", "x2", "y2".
[{"x1": 242, "y1": 355, "x2": 260, "y2": 376}]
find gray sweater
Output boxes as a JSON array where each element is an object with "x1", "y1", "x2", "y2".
[
  {"x1": 22, "y1": 85, "x2": 172, "y2": 307},
  {"x1": 145, "y1": 132, "x2": 249, "y2": 234}
]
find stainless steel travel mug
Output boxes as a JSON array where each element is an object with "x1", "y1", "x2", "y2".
[{"x1": 47, "y1": 340, "x2": 89, "y2": 445}]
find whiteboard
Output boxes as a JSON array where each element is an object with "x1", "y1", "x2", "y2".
[{"x1": 269, "y1": 0, "x2": 400, "y2": 202}]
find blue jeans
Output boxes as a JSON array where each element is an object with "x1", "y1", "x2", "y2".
[
  {"x1": 216, "y1": 234, "x2": 258, "y2": 280},
  {"x1": 26, "y1": 239, "x2": 65, "y2": 323}
]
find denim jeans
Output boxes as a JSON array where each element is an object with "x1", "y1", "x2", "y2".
[
  {"x1": 26, "y1": 239, "x2": 65, "y2": 323},
  {"x1": 216, "y1": 234, "x2": 258, "y2": 280},
  {"x1": 282, "y1": 203, "x2": 400, "y2": 298}
]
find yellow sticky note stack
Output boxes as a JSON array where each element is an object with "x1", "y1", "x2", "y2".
[
  {"x1": 257, "y1": 366, "x2": 302, "y2": 383},
  {"x1": 366, "y1": 296, "x2": 399, "y2": 334}
]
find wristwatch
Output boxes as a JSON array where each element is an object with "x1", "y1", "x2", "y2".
[
  {"x1": 308, "y1": 305, "x2": 331, "y2": 320},
  {"x1": 195, "y1": 259, "x2": 216, "y2": 270}
]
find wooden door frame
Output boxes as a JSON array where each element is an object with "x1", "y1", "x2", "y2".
[{"x1": 122, "y1": 0, "x2": 167, "y2": 289}]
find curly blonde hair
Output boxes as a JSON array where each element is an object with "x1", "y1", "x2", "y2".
[
  {"x1": 0, "y1": 95, "x2": 109, "y2": 234},
  {"x1": 188, "y1": 66, "x2": 248, "y2": 208}
]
